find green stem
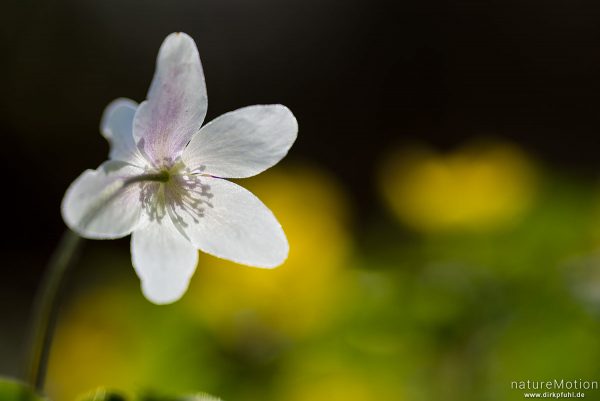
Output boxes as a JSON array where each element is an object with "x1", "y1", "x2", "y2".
[
  {"x1": 22, "y1": 173, "x2": 163, "y2": 392},
  {"x1": 23, "y1": 229, "x2": 84, "y2": 392}
]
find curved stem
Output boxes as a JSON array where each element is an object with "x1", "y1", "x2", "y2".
[
  {"x1": 23, "y1": 229, "x2": 84, "y2": 392},
  {"x1": 22, "y1": 173, "x2": 165, "y2": 391}
]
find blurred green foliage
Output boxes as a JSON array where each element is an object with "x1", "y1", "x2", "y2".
[
  {"x1": 0, "y1": 378, "x2": 222, "y2": 401},
  {"x1": 0, "y1": 378, "x2": 45, "y2": 401},
  {"x1": 77, "y1": 389, "x2": 221, "y2": 401},
  {"x1": 14, "y1": 143, "x2": 600, "y2": 401},
  {"x1": 77, "y1": 389, "x2": 126, "y2": 401}
]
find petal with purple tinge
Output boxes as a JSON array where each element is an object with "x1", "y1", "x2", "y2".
[{"x1": 133, "y1": 32, "x2": 207, "y2": 165}]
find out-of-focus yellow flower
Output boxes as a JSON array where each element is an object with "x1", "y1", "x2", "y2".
[
  {"x1": 46, "y1": 165, "x2": 352, "y2": 400},
  {"x1": 185, "y1": 164, "x2": 352, "y2": 341},
  {"x1": 47, "y1": 278, "x2": 217, "y2": 401},
  {"x1": 378, "y1": 141, "x2": 537, "y2": 232},
  {"x1": 46, "y1": 287, "x2": 140, "y2": 401}
]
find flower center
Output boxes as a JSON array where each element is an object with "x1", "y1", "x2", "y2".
[
  {"x1": 126, "y1": 169, "x2": 170, "y2": 185},
  {"x1": 136, "y1": 161, "x2": 214, "y2": 228},
  {"x1": 150, "y1": 169, "x2": 171, "y2": 182}
]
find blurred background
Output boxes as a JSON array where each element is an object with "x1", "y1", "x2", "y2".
[{"x1": 3, "y1": 0, "x2": 600, "y2": 400}]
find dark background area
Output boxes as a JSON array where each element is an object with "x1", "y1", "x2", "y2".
[{"x1": 2, "y1": 0, "x2": 600, "y2": 372}]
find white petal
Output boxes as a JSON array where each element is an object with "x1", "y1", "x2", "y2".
[
  {"x1": 167, "y1": 176, "x2": 288, "y2": 268},
  {"x1": 61, "y1": 161, "x2": 146, "y2": 239},
  {"x1": 100, "y1": 98, "x2": 148, "y2": 167},
  {"x1": 131, "y1": 217, "x2": 198, "y2": 304},
  {"x1": 133, "y1": 32, "x2": 207, "y2": 165},
  {"x1": 182, "y1": 105, "x2": 298, "y2": 178}
]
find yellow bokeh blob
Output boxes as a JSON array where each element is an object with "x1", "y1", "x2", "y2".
[
  {"x1": 378, "y1": 141, "x2": 537, "y2": 232},
  {"x1": 46, "y1": 289, "x2": 141, "y2": 401},
  {"x1": 185, "y1": 164, "x2": 353, "y2": 341}
]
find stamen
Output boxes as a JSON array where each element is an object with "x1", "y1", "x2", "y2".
[
  {"x1": 135, "y1": 162, "x2": 213, "y2": 226},
  {"x1": 165, "y1": 172, "x2": 213, "y2": 228}
]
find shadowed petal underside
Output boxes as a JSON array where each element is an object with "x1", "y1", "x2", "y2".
[{"x1": 61, "y1": 161, "x2": 146, "y2": 239}]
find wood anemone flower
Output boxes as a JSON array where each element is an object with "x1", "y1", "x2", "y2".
[{"x1": 62, "y1": 32, "x2": 297, "y2": 304}]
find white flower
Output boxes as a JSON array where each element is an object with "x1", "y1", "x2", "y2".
[{"x1": 61, "y1": 32, "x2": 297, "y2": 304}]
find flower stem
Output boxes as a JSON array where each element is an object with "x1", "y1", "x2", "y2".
[{"x1": 23, "y1": 229, "x2": 84, "y2": 392}]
